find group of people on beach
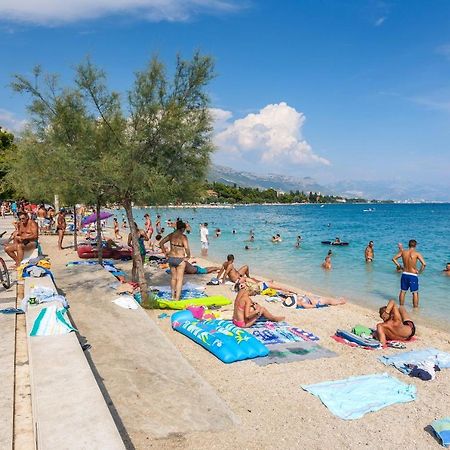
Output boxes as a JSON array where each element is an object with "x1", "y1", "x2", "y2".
[{"x1": 144, "y1": 214, "x2": 440, "y2": 350}]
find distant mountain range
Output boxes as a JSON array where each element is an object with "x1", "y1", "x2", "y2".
[{"x1": 207, "y1": 164, "x2": 449, "y2": 202}]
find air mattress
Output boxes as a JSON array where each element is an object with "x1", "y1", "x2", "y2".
[
  {"x1": 171, "y1": 310, "x2": 269, "y2": 363},
  {"x1": 321, "y1": 241, "x2": 349, "y2": 246},
  {"x1": 336, "y1": 329, "x2": 381, "y2": 349},
  {"x1": 156, "y1": 295, "x2": 231, "y2": 310}
]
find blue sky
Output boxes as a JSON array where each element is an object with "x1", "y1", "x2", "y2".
[{"x1": 1, "y1": 0, "x2": 450, "y2": 188}]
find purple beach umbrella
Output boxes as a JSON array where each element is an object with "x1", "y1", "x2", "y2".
[{"x1": 81, "y1": 211, "x2": 114, "y2": 226}]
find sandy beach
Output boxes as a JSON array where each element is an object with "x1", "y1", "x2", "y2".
[{"x1": 25, "y1": 228, "x2": 449, "y2": 450}]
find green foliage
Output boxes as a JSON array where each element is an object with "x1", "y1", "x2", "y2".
[
  {"x1": 0, "y1": 127, "x2": 16, "y2": 198},
  {"x1": 203, "y1": 182, "x2": 367, "y2": 204}
]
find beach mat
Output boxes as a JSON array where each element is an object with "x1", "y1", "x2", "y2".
[
  {"x1": 249, "y1": 321, "x2": 320, "y2": 345},
  {"x1": 254, "y1": 341, "x2": 337, "y2": 366},
  {"x1": 302, "y1": 372, "x2": 416, "y2": 420}
]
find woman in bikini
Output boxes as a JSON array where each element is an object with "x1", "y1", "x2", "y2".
[
  {"x1": 159, "y1": 220, "x2": 191, "y2": 301},
  {"x1": 144, "y1": 213, "x2": 154, "y2": 240},
  {"x1": 232, "y1": 280, "x2": 284, "y2": 328}
]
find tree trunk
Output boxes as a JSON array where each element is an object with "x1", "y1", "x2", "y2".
[
  {"x1": 123, "y1": 198, "x2": 149, "y2": 303},
  {"x1": 96, "y1": 199, "x2": 103, "y2": 265},
  {"x1": 73, "y1": 204, "x2": 78, "y2": 251}
]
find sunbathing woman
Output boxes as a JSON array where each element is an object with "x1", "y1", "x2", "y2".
[
  {"x1": 374, "y1": 299, "x2": 416, "y2": 346},
  {"x1": 159, "y1": 220, "x2": 191, "y2": 300},
  {"x1": 295, "y1": 294, "x2": 346, "y2": 308},
  {"x1": 233, "y1": 280, "x2": 284, "y2": 328}
]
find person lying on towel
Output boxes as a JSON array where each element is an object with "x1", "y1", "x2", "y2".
[
  {"x1": 374, "y1": 299, "x2": 416, "y2": 347},
  {"x1": 184, "y1": 261, "x2": 220, "y2": 275},
  {"x1": 232, "y1": 278, "x2": 284, "y2": 328}
]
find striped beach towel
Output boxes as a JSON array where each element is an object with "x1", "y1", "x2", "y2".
[{"x1": 30, "y1": 304, "x2": 77, "y2": 336}]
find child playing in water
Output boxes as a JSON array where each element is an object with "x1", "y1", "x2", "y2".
[{"x1": 232, "y1": 280, "x2": 284, "y2": 328}]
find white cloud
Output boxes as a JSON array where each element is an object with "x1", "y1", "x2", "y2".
[
  {"x1": 0, "y1": 109, "x2": 27, "y2": 132},
  {"x1": 0, "y1": 0, "x2": 240, "y2": 25},
  {"x1": 213, "y1": 102, "x2": 330, "y2": 168}
]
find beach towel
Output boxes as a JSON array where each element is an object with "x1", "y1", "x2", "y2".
[
  {"x1": 112, "y1": 295, "x2": 139, "y2": 310},
  {"x1": 150, "y1": 282, "x2": 205, "y2": 293},
  {"x1": 431, "y1": 417, "x2": 450, "y2": 447},
  {"x1": 30, "y1": 304, "x2": 77, "y2": 336},
  {"x1": 249, "y1": 322, "x2": 320, "y2": 345},
  {"x1": 379, "y1": 348, "x2": 450, "y2": 374},
  {"x1": 302, "y1": 373, "x2": 416, "y2": 420},
  {"x1": 254, "y1": 341, "x2": 337, "y2": 366},
  {"x1": 156, "y1": 289, "x2": 207, "y2": 300}
]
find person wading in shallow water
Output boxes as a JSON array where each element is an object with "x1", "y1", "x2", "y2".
[
  {"x1": 365, "y1": 241, "x2": 374, "y2": 262},
  {"x1": 392, "y1": 239, "x2": 426, "y2": 308}
]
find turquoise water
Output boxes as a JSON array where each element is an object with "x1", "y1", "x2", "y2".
[{"x1": 128, "y1": 204, "x2": 450, "y2": 327}]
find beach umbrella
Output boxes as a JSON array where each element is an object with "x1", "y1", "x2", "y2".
[{"x1": 81, "y1": 211, "x2": 114, "y2": 225}]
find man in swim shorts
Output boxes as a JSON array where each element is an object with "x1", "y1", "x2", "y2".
[
  {"x1": 392, "y1": 239, "x2": 426, "y2": 308},
  {"x1": 217, "y1": 254, "x2": 250, "y2": 283},
  {"x1": 200, "y1": 222, "x2": 209, "y2": 256},
  {"x1": 365, "y1": 241, "x2": 374, "y2": 262},
  {"x1": 232, "y1": 280, "x2": 284, "y2": 328},
  {"x1": 375, "y1": 299, "x2": 416, "y2": 346}
]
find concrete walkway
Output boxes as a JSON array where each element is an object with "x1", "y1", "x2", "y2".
[
  {"x1": 54, "y1": 263, "x2": 237, "y2": 444},
  {"x1": 0, "y1": 281, "x2": 16, "y2": 450},
  {"x1": 24, "y1": 275, "x2": 125, "y2": 450}
]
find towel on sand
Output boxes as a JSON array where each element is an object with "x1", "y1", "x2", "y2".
[
  {"x1": 249, "y1": 322, "x2": 320, "y2": 345},
  {"x1": 302, "y1": 373, "x2": 416, "y2": 420},
  {"x1": 112, "y1": 295, "x2": 139, "y2": 310},
  {"x1": 431, "y1": 417, "x2": 450, "y2": 447},
  {"x1": 254, "y1": 341, "x2": 337, "y2": 366},
  {"x1": 30, "y1": 304, "x2": 77, "y2": 336},
  {"x1": 379, "y1": 348, "x2": 450, "y2": 374}
]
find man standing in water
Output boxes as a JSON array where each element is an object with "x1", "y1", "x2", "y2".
[
  {"x1": 392, "y1": 239, "x2": 426, "y2": 308},
  {"x1": 365, "y1": 241, "x2": 374, "y2": 262},
  {"x1": 200, "y1": 222, "x2": 209, "y2": 256}
]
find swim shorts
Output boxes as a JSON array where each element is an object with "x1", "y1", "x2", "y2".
[
  {"x1": 195, "y1": 266, "x2": 208, "y2": 274},
  {"x1": 401, "y1": 273, "x2": 419, "y2": 292},
  {"x1": 201, "y1": 241, "x2": 209, "y2": 249}
]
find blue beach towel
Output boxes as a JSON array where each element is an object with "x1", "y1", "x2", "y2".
[
  {"x1": 379, "y1": 348, "x2": 450, "y2": 374},
  {"x1": 431, "y1": 417, "x2": 450, "y2": 447},
  {"x1": 302, "y1": 373, "x2": 416, "y2": 420}
]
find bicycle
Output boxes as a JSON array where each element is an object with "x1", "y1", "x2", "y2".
[{"x1": 0, "y1": 256, "x2": 11, "y2": 289}]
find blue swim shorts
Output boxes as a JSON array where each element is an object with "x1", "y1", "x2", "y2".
[
  {"x1": 401, "y1": 273, "x2": 419, "y2": 292},
  {"x1": 195, "y1": 266, "x2": 208, "y2": 274}
]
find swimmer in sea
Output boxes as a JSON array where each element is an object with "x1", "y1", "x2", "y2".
[
  {"x1": 333, "y1": 237, "x2": 341, "y2": 244},
  {"x1": 215, "y1": 228, "x2": 221, "y2": 237},
  {"x1": 272, "y1": 234, "x2": 282, "y2": 243},
  {"x1": 443, "y1": 263, "x2": 450, "y2": 275},
  {"x1": 232, "y1": 229, "x2": 236, "y2": 235},
  {"x1": 322, "y1": 250, "x2": 332, "y2": 269},
  {"x1": 365, "y1": 240, "x2": 374, "y2": 262},
  {"x1": 374, "y1": 299, "x2": 416, "y2": 347},
  {"x1": 295, "y1": 235, "x2": 302, "y2": 248}
]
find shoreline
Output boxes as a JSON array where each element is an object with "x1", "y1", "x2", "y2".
[{"x1": 189, "y1": 250, "x2": 450, "y2": 336}]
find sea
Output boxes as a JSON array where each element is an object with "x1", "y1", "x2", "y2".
[{"x1": 127, "y1": 203, "x2": 450, "y2": 329}]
